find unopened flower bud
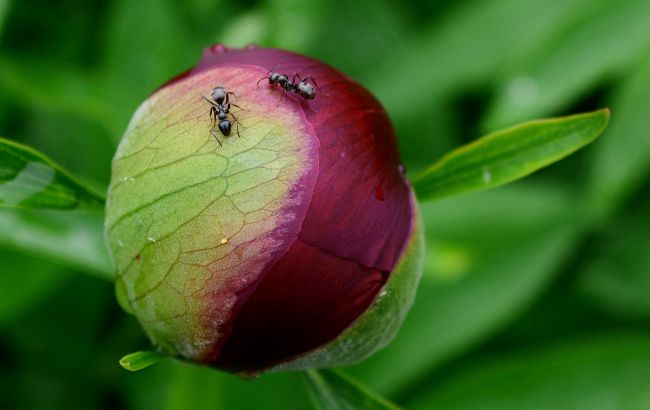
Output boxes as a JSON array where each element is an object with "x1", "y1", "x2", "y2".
[{"x1": 105, "y1": 45, "x2": 423, "y2": 374}]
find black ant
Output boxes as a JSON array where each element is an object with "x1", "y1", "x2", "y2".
[
  {"x1": 257, "y1": 68, "x2": 318, "y2": 101},
  {"x1": 203, "y1": 86, "x2": 242, "y2": 146}
]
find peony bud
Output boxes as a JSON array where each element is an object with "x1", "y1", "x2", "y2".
[{"x1": 105, "y1": 45, "x2": 424, "y2": 374}]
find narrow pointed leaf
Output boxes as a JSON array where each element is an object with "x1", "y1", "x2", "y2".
[
  {"x1": 0, "y1": 137, "x2": 105, "y2": 209},
  {"x1": 412, "y1": 109, "x2": 610, "y2": 201},
  {"x1": 302, "y1": 369, "x2": 401, "y2": 410},
  {"x1": 119, "y1": 351, "x2": 166, "y2": 372}
]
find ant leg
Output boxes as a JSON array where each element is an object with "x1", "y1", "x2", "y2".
[
  {"x1": 230, "y1": 111, "x2": 241, "y2": 125},
  {"x1": 230, "y1": 112, "x2": 245, "y2": 136},
  {"x1": 230, "y1": 103, "x2": 244, "y2": 110},
  {"x1": 209, "y1": 106, "x2": 217, "y2": 128},
  {"x1": 210, "y1": 129, "x2": 223, "y2": 146}
]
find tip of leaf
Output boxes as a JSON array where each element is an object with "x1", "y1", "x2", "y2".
[
  {"x1": 119, "y1": 350, "x2": 165, "y2": 372},
  {"x1": 595, "y1": 107, "x2": 611, "y2": 124}
]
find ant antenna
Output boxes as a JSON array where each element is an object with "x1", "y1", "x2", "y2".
[{"x1": 256, "y1": 76, "x2": 270, "y2": 87}]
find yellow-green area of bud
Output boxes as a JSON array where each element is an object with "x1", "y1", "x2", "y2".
[{"x1": 105, "y1": 67, "x2": 318, "y2": 360}]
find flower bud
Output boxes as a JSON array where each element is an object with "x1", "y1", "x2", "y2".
[{"x1": 105, "y1": 45, "x2": 424, "y2": 374}]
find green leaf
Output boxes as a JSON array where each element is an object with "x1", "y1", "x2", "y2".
[
  {"x1": 0, "y1": 0, "x2": 12, "y2": 37},
  {"x1": 0, "y1": 57, "x2": 117, "y2": 136},
  {"x1": 0, "y1": 208, "x2": 113, "y2": 280},
  {"x1": 350, "y1": 184, "x2": 581, "y2": 395},
  {"x1": 119, "y1": 351, "x2": 166, "y2": 372},
  {"x1": 586, "y1": 59, "x2": 650, "y2": 220},
  {"x1": 120, "y1": 360, "x2": 311, "y2": 410},
  {"x1": 367, "y1": 0, "x2": 599, "y2": 120},
  {"x1": 302, "y1": 370, "x2": 402, "y2": 410},
  {"x1": 483, "y1": 0, "x2": 650, "y2": 130},
  {"x1": 577, "y1": 202, "x2": 650, "y2": 319},
  {"x1": 412, "y1": 109, "x2": 609, "y2": 201},
  {"x1": 104, "y1": 0, "x2": 200, "y2": 138},
  {"x1": 0, "y1": 137, "x2": 105, "y2": 209},
  {"x1": 407, "y1": 334, "x2": 650, "y2": 410},
  {"x1": 0, "y1": 248, "x2": 68, "y2": 327}
]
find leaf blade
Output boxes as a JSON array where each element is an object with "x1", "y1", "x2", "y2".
[
  {"x1": 412, "y1": 109, "x2": 610, "y2": 201},
  {"x1": 0, "y1": 137, "x2": 105, "y2": 209},
  {"x1": 302, "y1": 369, "x2": 402, "y2": 410}
]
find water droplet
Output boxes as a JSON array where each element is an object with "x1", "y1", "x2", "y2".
[
  {"x1": 375, "y1": 185, "x2": 385, "y2": 201},
  {"x1": 482, "y1": 167, "x2": 492, "y2": 183},
  {"x1": 147, "y1": 237, "x2": 157, "y2": 243},
  {"x1": 116, "y1": 240, "x2": 124, "y2": 248},
  {"x1": 209, "y1": 44, "x2": 228, "y2": 54},
  {"x1": 220, "y1": 238, "x2": 229, "y2": 245},
  {"x1": 398, "y1": 164, "x2": 407, "y2": 176}
]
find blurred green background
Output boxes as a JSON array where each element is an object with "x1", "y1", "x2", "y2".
[{"x1": 1, "y1": 0, "x2": 650, "y2": 408}]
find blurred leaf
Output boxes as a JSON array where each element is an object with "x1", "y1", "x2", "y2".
[
  {"x1": 0, "y1": 137, "x2": 105, "y2": 209},
  {"x1": 1, "y1": 274, "x2": 115, "y2": 408},
  {"x1": 265, "y1": 0, "x2": 328, "y2": 52},
  {"x1": 412, "y1": 110, "x2": 609, "y2": 201},
  {"x1": 219, "y1": 10, "x2": 269, "y2": 48},
  {"x1": 367, "y1": 0, "x2": 598, "y2": 120},
  {"x1": 577, "y1": 204, "x2": 650, "y2": 318},
  {"x1": 0, "y1": 0, "x2": 11, "y2": 36},
  {"x1": 300, "y1": 0, "x2": 409, "y2": 81},
  {"x1": 350, "y1": 184, "x2": 581, "y2": 395},
  {"x1": 103, "y1": 0, "x2": 201, "y2": 138},
  {"x1": 23, "y1": 110, "x2": 113, "y2": 185},
  {"x1": 119, "y1": 351, "x2": 165, "y2": 371},
  {"x1": 0, "y1": 208, "x2": 112, "y2": 280},
  {"x1": 586, "y1": 59, "x2": 650, "y2": 220},
  {"x1": 483, "y1": 0, "x2": 650, "y2": 130},
  {"x1": 162, "y1": 363, "x2": 222, "y2": 410},
  {"x1": 0, "y1": 57, "x2": 116, "y2": 136},
  {"x1": 120, "y1": 360, "x2": 312, "y2": 410},
  {"x1": 408, "y1": 334, "x2": 650, "y2": 410},
  {"x1": 302, "y1": 369, "x2": 401, "y2": 410},
  {"x1": 0, "y1": 248, "x2": 67, "y2": 327}
]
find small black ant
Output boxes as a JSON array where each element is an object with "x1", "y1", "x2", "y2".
[
  {"x1": 257, "y1": 68, "x2": 319, "y2": 101},
  {"x1": 203, "y1": 86, "x2": 242, "y2": 146}
]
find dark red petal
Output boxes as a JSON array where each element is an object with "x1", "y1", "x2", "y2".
[{"x1": 213, "y1": 239, "x2": 387, "y2": 371}]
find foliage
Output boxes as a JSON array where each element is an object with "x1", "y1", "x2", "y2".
[{"x1": 1, "y1": 0, "x2": 649, "y2": 408}]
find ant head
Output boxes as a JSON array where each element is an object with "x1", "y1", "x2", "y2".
[
  {"x1": 211, "y1": 86, "x2": 227, "y2": 103},
  {"x1": 269, "y1": 72, "x2": 281, "y2": 84},
  {"x1": 218, "y1": 120, "x2": 232, "y2": 136}
]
